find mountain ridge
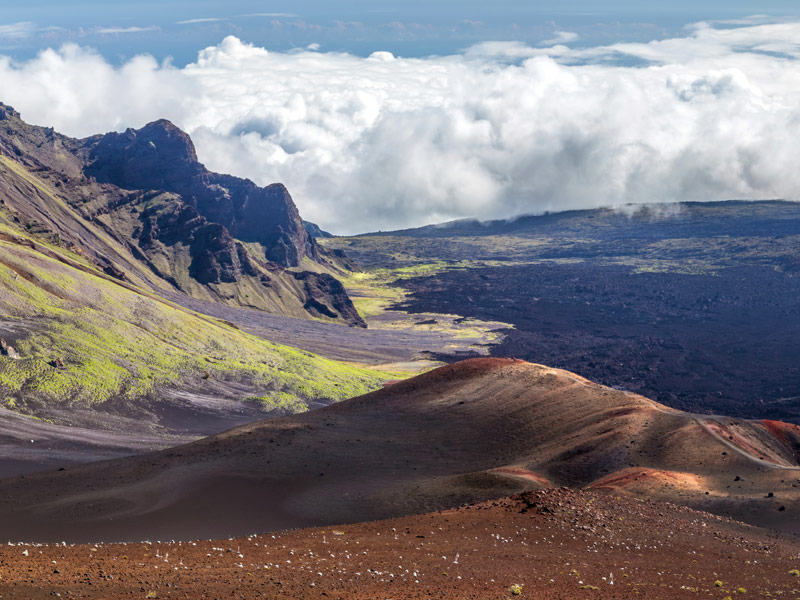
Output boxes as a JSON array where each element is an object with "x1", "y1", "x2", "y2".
[{"x1": 0, "y1": 102, "x2": 363, "y2": 326}]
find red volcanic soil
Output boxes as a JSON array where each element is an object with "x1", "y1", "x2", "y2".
[
  {"x1": 763, "y1": 420, "x2": 800, "y2": 454},
  {"x1": 489, "y1": 466, "x2": 552, "y2": 486},
  {"x1": 587, "y1": 467, "x2": 705, "y2": 492},
  {"x1": 698, "y1": 418, "x2": 797, "y2": 467},
  {"x1": 0, "y1": 489, "x2": 798, "y2": 599},
  {"x1": 0, "y1": 358, "x2": 799, "y2": 542}
]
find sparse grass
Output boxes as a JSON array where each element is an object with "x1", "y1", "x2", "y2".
[
  {"x1": 333, "y1": 261, "x2": 511, "y2": 352},
  {"x1": 0, "y1": 241, "x2": 392, "y2": 413}
]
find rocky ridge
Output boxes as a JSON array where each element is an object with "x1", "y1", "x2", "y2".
[
  {"x1": 82, "y1": 120, "x2": 319, "y2": 268},
  {"x1": 0, "y1": 102, "x2": 363, "y2": 326}
]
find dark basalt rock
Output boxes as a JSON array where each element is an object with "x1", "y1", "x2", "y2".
[
  {"x1": 327, "y1": 247, "x2": 360, "y2": 272},
  {"x1": 304, "y1": 221, "x2": 334, "y2": 239},
  {"x1": 84, "y1": 120, "x2": 317, "y2": 268},
  {"x1": 137, "y1": 200, "x2": 257, "y2": 285},
  {"x1": 292, "y1": 271, "x2": 367, "y2": 328},
  {"x1": 189, "y1": 224, "x2": 255, "y2": 285},
  {"x1": 0, "y1": 104, "x2": 20, "y2": 121}
]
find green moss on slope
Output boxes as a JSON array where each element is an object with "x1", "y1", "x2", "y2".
[{"x1": 0, "y1": 239, "x2": 389, "y2": 413}]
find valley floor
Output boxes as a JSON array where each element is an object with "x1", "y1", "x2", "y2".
[{"x1": 0, "y1": 489, "x2": 797, "y2": 599}]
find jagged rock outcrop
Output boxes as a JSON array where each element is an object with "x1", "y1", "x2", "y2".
[
  {"x1": 136, "y1": 200, "x2": 257, "y2": 285},
  {"x1": 0, "y1": 103, "x2": 20, "y2": 122},
  {"x1": 293, "y1": 271, "x2": 366, "y2": 327},
  {"x1": 83, "y1": 120, "x2": 318, "y2": 268}
]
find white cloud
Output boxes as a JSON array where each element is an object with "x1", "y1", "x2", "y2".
[
  {"x1": 0, "y1": 22, "x2": 36, "y2": 40},
  {"x1": 1, "y1": 21, "x2": 800, "y2": 234},
  {"x1": 178, "y1": 18, "x2": 229, "y2": 25},
  {"x1": 540, "y1": 30, "x2": 579, "y2": 46},
  {"x1": 94, "y1": 26, "x2": 159, "y2": 35}
]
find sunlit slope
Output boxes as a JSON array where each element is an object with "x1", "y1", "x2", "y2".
[{"x1": 0, "y1": 228, "x2": 388, "y2": 420}]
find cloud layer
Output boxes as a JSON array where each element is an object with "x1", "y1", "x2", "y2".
[{"x1": 1, "y1": 20, "x2": 799, "y2": 233}]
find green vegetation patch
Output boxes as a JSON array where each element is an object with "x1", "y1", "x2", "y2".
[
  {"x1": 334, "y1": 262, "x2": 510, "y2": 351},
  {"x1": 0, "y1": 241, "x2": 389, "y2": 412}
]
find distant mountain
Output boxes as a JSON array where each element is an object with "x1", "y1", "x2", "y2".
[
  {"x1": 304, "y1": 220, "x2": 334, "y2": 238},
  {"x1": 83, "y1": 119, "x2": 318, "y2": 268},
  {"x1": 1, "y1": 358, "x2": 796, "y2": 542},
  {"x1": 0, "y1": 103, "x2": 363, "y2": 326}
]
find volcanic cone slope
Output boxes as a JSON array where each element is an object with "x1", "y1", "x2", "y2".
[{"x1": 0, "y1": 358, "x2": 797, "y2": 542}]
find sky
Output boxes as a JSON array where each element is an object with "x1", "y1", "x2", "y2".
[
  {"x1": 1, "y1": 2, "x2": 800, "y2": 233},
  {"x1": 5, "y1": 1, "x2": 800, "y2": 63}
]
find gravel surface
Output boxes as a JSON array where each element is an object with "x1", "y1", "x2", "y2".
[{"x1": 0, "y1": 488, "x2": 797, "y2": 599}]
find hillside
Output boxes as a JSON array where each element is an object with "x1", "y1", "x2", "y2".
[
  {"x1": 0, "y1": 223, "x2": 388, "y2": 432},
  {"x1": 0, "y1": 104, "x2": 516, "y2": 476},
  {"x1": 0, "y1": 104, "x2": 414, "y2": 468},
  {"x1": 323, "y1": 201, "x2": 800, "y2": 422},
  {"x1": 0, "y1": 358, "x2": 796, "y2": 543}
]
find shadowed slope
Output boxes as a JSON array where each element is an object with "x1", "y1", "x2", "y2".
[{"x1": 0, "y1": 358, "x2": 797, "y2": 542}]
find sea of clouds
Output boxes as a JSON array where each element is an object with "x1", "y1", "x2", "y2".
[{"x1": 0, "y1": 18, "x2": 799, "y2": 234}]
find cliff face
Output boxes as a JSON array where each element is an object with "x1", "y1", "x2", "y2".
[
  {"x1": 136, "y1": 200, "x2": 258, "y2": 285},
  {"x1": 83, "y1": 120, "x2": 318, "y2": 268},
  {"x1": 0, "y1": 104, "x2": 364, "y2": 327}
]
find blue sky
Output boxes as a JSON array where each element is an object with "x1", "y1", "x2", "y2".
[{"x1": 4, "y1": 1, "x2": 800, "y2": 63}]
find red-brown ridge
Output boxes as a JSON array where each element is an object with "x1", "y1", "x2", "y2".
[{"x1": 0, "y1": 358, "x2": 796, "y2": 543}]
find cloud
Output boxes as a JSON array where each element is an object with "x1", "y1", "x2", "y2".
[
  {"x1": 94, "y1": 26, "x2": 159, "y2": 35},
  {"x1": 540, "y1": 30, "x2": 579, "y2": 46},
  {"x1": 178, "y1": 14, "x2": 297, "y2": 26},
  {"x1": 243, "y1": 13, "x2": 298, "y2": 18},
  {"x1": 0, "y1": 22, "x2": 36, "y2": 40},
  {"x1": 178, "y1": 18, "x2": 229, "y2": 25},
  {"x1": 1, "y1": 21, "x2": 800, "y2": 234}
]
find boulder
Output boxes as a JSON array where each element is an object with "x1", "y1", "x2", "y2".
[{"x1": 0, "y1": 339, "x2": 19, "y2": 359}]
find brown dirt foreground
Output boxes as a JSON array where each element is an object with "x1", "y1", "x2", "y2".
[{"x1": 0, "y1": 489, "x2": 798, "y2": 600}]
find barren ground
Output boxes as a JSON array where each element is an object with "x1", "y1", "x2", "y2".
[
  {"x1": 0, "y1": 359, "x2": 798, "y2": 543},
  {"x1": 0, "y1": 489, "x2": 798, "y2": 599}
]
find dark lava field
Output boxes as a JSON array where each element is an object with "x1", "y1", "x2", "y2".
[
  {"x1": 327, "y1": 201, "x2": 800, "y2": 423},
  {"x1": 398, "y1": 262, "x2": 800, "y2": 421}
]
